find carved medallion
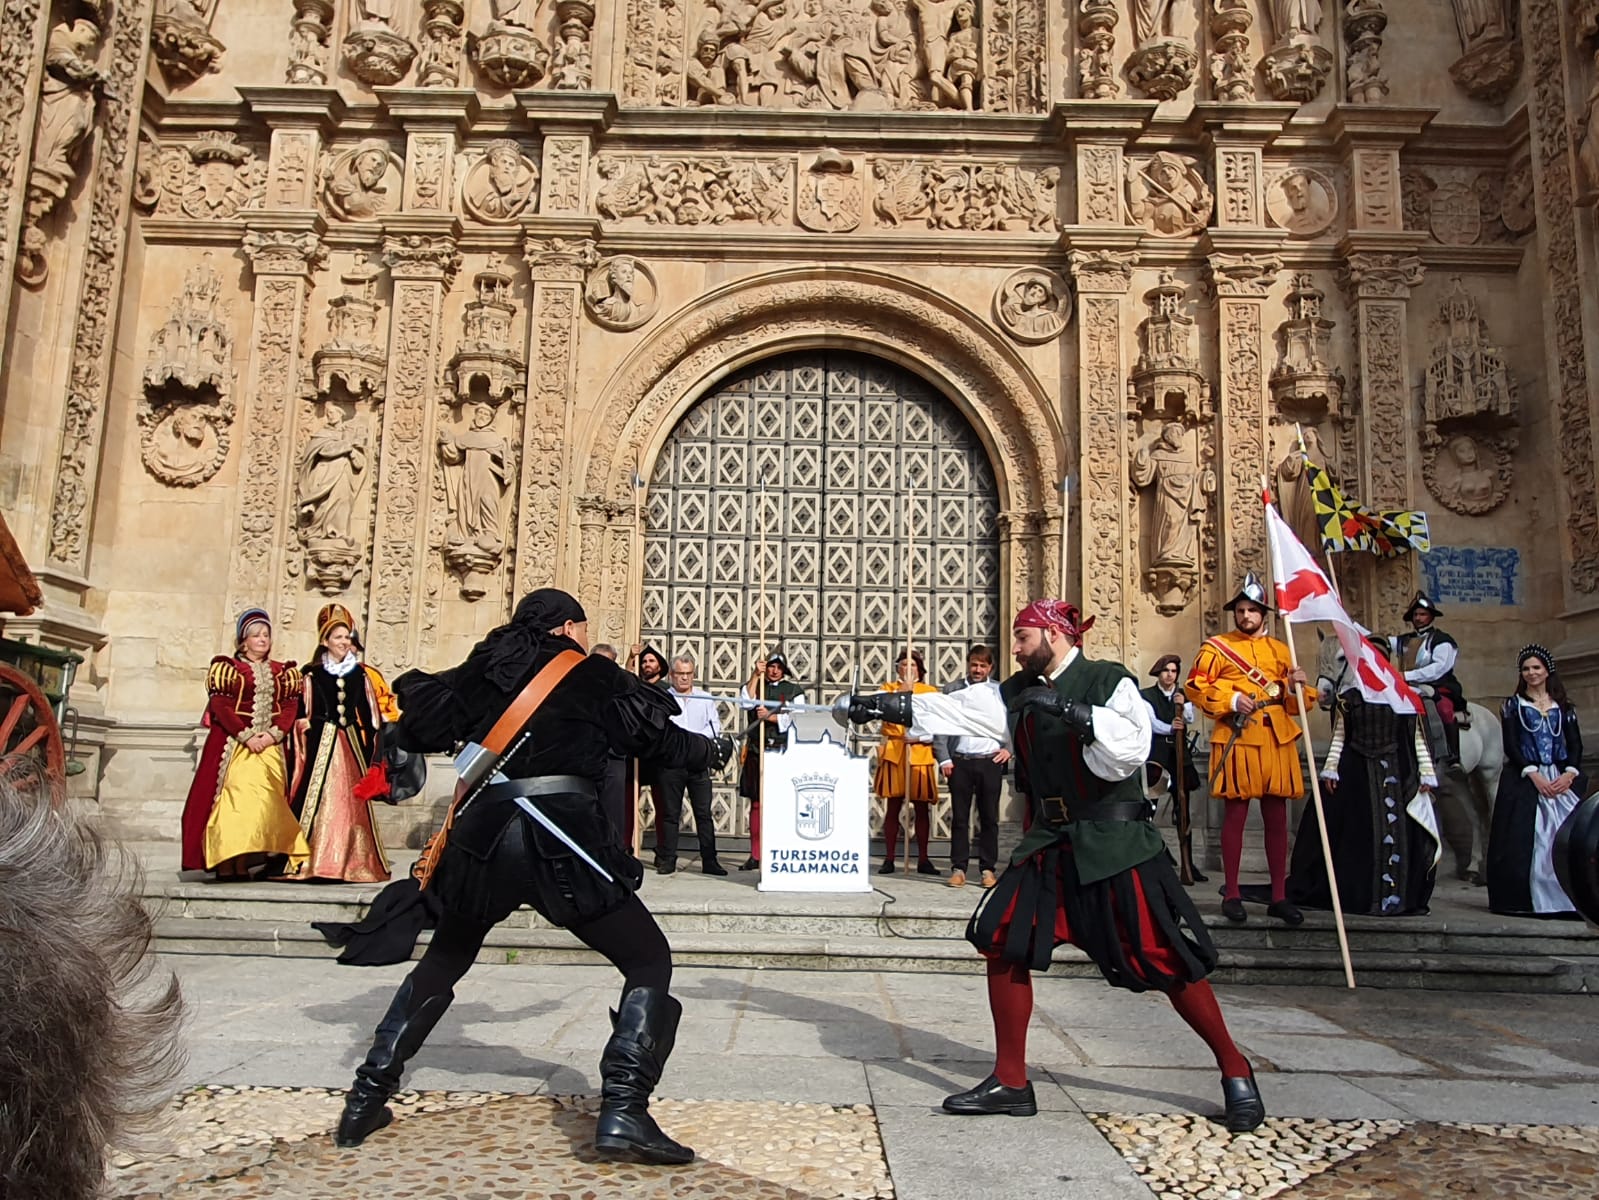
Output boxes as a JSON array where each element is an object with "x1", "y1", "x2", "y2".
[
  {"x1": 1422, "y1": 433, "x2": 1512, "y2": 516},
  {"x1": 139, "y1": 256, "x2": 235, "y2": 487},
  {"x1": 462, "y1": 139, "x2": 540, "y2": 224},
  {"x1": 321, "y1": 140, "x2": 402, "y2": 221},
  {"x1": 1126, "y1": 152, "x2": 1213, "y2": 238},
  {"x1": 1499, "y1": 156, "x2": 1535, "y2": 234},
  {"x1": 993, "y1": 267, "x2": 1072, "y2": 344},
  {"x1": 1265, "y1": 166, "x2": 1337, "y2": 237},
  {"x1": 179, "y1": 131, "x2": 264, "y2": 221},
  {"x1": 1429, "y1": 180, "x2": 1482, "y2": 246},
  {"x1": 797, "y1": 149, "x2": 862, "y2": 233},
  {"x1": 584, "y1": 256, "x2": 659, "y2": 332}
]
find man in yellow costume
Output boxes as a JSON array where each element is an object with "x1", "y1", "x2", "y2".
[
  {"x1": 873, "y1": 649, "x2": 940, "y2": 874},
  {"x1": 1187, "y1": 572, "x2": 1311, "y2": 927}
]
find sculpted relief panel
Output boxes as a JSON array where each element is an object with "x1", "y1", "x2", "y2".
[{"x1": 141, "y1": 257, "x2": 235, "y2": 487}]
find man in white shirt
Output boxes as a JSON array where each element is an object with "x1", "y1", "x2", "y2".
[
  {"x1": 933, "y1": 644, "x2": 1011, "y2": 888},
  {"x1": 655, "y1": 655, "x2": 727, "y2": 876}
]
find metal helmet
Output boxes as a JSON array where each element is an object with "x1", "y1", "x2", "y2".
[{"x1": 1222, "y1": 570, "x2": 1272, "y2": 613}]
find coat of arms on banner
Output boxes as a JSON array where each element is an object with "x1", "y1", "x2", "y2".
[{"x1": 794, "y1": 772, "x2": 836, "y2": 840}]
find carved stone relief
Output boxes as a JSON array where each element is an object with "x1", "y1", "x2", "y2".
[
  {"x1": 287, "y1": 0, "x2": 335, "y2": 84},
  {"x1": 1210, "y1": 0, "x2": 1254, "y2": 101},
  {"x1": 1219, "y1": 150, "x2": 1260, "y2": 227},
  {"x1": 871, "y1": 160, "x2": 1058, "y2": 231},
  {"x1": 1344, "y1": 0, "x2": 1389, "y2": 103},
  {"x1": 0, "y1": 0, "x2": 47, "y2": 290},
  {"x1": 445, "y1": 255, "x2": 527, "y2": 407},
  {"x1": 19, "y1": 19, "x2": 107, "y2": 287},
  {"x1": 296, "y1": 405, "x2": 369, "y2": 593},
  {"x1": 542, "y1": 137, "x2": 586, "y2": 213},
  {"x1": 1270, "y1": 273, "x2": 1344, "y2": 426},
  {"x1": 1400, "y1": 167, "x2": 1518, "y2": 246},
  {"x1": 439, "y1": 400, "x2": 514, "y2": 598},
  {"x1": 344, "y1": 0, "x2": 418, "y2": 86},
  {"x1": 1077, "y1": 0, "x2": 1119, "y2": 99},
  {"x1": 1498, "y1": 155, "x2": 1535, "y2": 234},
  {"x1": 1260, "y1": 0, "x2": 1332, "y2": 102},
  {"x1": 140, "y1": 257, "x2": 235, "y2": 488},
  {"x1": 462, "y1": 139, "x2": 540, "y2": 224},
  {"x1": 321, "y1": 140, "x2": 403, "y2": 221},
  {"x1": 1125, "y1": 153, "x2": 1213, "y2": 238},
  {"x1": 1419, "y1": 278, "x2": 1518, "y2": 516},
  {"x1": 1130, "y1": 271, "x2": 1210, "y2": 425},
  {"x1": 417, "y1": 0, "x2": 467, "y2": 87},
  {"x1": 797, "y1": 149, "x2": 863, "y2": 232},
  {"x1": 311, "y1": 259, "x2": 388, "y2": 405},
  {"x1": 550, "y1": 0, "x2": 596, "y2": 89},
  {"x1": 133, "y1": 130, "x2": 163, "y2": 213},
  {"x1": 585, "y1": 256, "x2": 660, "y2": 332},
  {"x1": 151, "y1": 0, "x2": 225, "y2": 84},
  {"x1": 993, "y1": 267, "x2": 1071, "y2": 344},
  {"x1": 1077, "y1": 145, "x2": 1120, "y2": 225},
  {"x1": 1448, "y1": 0, "x2": 1520, "y2": 101},
  {"x1": 1127, "y1": 2, "x2": 1197, "y2": 101},
  {"x1": 1265, "y1": 166, "x2": 1337, "y2": 237},
  {"x1": 1131, "y1": 420, "x2": 1214, "y2": 614},
  {"x1": 154, "y1": 131, "x2": 266, "y2": 221},
  {"x1": 474, "y1": 0, "x2": 550, "y2": 88},
  {"x1": 594, "y1": 155, "x2": 793, "y2": 225}
]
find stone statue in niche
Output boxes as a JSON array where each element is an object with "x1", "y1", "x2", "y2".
[
  {"x1": 1447, "y1": 0, "x2": 1520, "y2": 102},
  {"x1": 322, "y1": 141, "x2": 400, "y2": 221},
  {"x1": 140, "y1": 258, "x2": 236, "y2": 487},
  {"x1": 1265, "y1": 167, "x2": 1337, "y2": 237},
  {"x1": 462, "y1": 139, "x2": 540, "y2": 224},
  {"x1": 344, "y1": 0, "x2": 417, "y2": 85},
  {"x1": 1261, "y1": 0, "x2": 1331, "y2": 102},
  {"x1": 439, "y1": 403, "x2": 513, "y2": 598},
  {"x1": 297, "y1": 406, "x2": 369, "y2": 593},
  {"x1": 1127, "y1": 0, "x2": 1198, "y2": 101},
  {"x1": 19, "y1": 20, "x2": 108, "y2": 287},
  {"x1": 944, "y1": 2, "x2": 980, "y2": 110},
  {"x1": 151, "y1": 0, "x2": 226, "y2": 83},
  {"x1": 1132, "y1": 421, "x2": 1213, "y2": 614},
  {"x1": 1274, "y1": 425, "x2": 1337, "y2": 556},
  {"x1": 584, "y1": 256, "x2": 660, "y2": 331},
  {"x1": 993, "y1": 267, "x2": 1072, "y2": 344},
  {"x1": 1126, "y1": 153, "x2": 1213, "y2": 238},
  {"x1": 1268, "y1": 0, "x2": 1322, "y2": 39}
]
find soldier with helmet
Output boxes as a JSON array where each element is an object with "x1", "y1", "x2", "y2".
[{"x1": 1395, "y1": 590, "x2": 1468, "y2": 766}]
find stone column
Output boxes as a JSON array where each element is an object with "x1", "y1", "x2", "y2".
[
  {"x1": 0, "y1": 0, "x2": 56, "y2": 358},
  {"x1": 378, "y1": 88, "x2": 480, "y2": 216},
  {"x1": 519, "y1": 92, "x2": 616, "y2": 222},
  {"x1": 230, "y1": 228, "x2": 328, "y2": 619},
  {"x1": 1207, "y1": 253, "x2": 1280, "y2": 628},
  {"x1": 238, "y1": 86, "x2": 347, "y2": 214},
  {"x1": 1068, "y1": 248, "x2": 1137, "y2": 659},
  {"x1": 519, "y1": 235, "x2": 597, "y2": 605},
  {"x1": 367, "y1": 227, "x2": 461, "y2": 671}
]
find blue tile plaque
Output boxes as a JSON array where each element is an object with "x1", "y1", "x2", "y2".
[{"x1": 1420, "y1": 546, "x2": 1521, "y2": 607}]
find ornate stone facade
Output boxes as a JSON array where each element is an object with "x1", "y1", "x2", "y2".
[{"x1": 0, "y1": 0, "x2": 1593, "y2": 831}]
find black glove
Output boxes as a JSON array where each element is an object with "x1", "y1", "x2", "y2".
[
  {"x1": 845, "y1": 690, "x2": 915, "y2": 727},
  {"x1": 708, "y1": 734, "x2": 735, "y2": 770},
  {"x1": 1012, "y1": 686, "x2": 1095, "y2": 743}
]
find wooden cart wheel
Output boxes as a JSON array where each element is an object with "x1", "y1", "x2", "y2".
[{"x1": 0, "y1": 663, "x2": 65, "y2": 791}]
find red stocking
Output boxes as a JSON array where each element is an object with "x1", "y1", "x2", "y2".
[
  {"x1": 1221, "y1": 799, "x2": 1250, "y2": 900},
  {"x1": 913, "y1": 803, "x2": 931, "y2": 861},
  {"x1": 882, "y1": 800, "x2": 902, "y2": 862},
  {"x1": 986, "y1": 957, "x2": 1033, "y2": 1088},
  {"x1": 1260, "y1": 796, "x2": 1288, "y2": 902},
  {"x1": 1168, "y1": 980, "x2": 1251, "y2": 1078},
  {"x1": 748, "y1": 799, "x2": 762, "y2": 858}
]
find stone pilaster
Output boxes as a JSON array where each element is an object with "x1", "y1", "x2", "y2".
[
  {"x1": 521, "y1": 235, "x2": 598, "y2": 607},
  {"x1": 238, "y1": 87, "x2": 347, "y2": 213},
  {"x1": 518, "y1": 92, "x2": 616, "y2": 220},
  {"x1": 367, "y1": 226, "x2": 460, "y2": 671},
  {"x1": 377, "y1": 88, "x2": 480, "y2": 215},
  {"x1": 229, "y1": 227, "x2": 327, "y2": 620},
  {"x1": 0, "y1": 0, "x2": 54, "y2": 363},
  {"x1": 1208, "y1": 253, "x2": 1280, "y2": 632},
  {"x1": 1069, "y1": 248, "x2": 1138, "y2": 659}
]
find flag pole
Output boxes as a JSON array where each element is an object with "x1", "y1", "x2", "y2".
[
  {"x1": 630, "y1": 471, "x2": 645, "y2": 858},
  {"x1": 1263, "y1": 475, "x2": 1356, "y2": 990},
  {"x1": 755, "y1": 477, "x2": 770, "y2": 870},
  {"x1": 902, "y1": 487, "x2": 917, "y2": 870},
  {"x1": 1059, "y1": 475, "x2": 1070, "y2": 599}
]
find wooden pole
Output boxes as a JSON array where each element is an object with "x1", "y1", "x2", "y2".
[
  {"x1": 1058, "y1": 475, "x2": 1070, "y2": 599},
  {"x1": 1262, "y1": 475, "x2": 1356, "y2": 989},
  {"x1": 902, "y1": 488, "x2": 916, "y2": 869},
  {"x1": 754, "y1": 478, "x2": 770, "y2": 871},
  {"x1": 630, "y1": 471, "x2": 645, "y2": 858}
]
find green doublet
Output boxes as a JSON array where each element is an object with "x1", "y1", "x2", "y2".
[{"x1": 1000, "y1": 653, "x2": 1165, "y2": 884}]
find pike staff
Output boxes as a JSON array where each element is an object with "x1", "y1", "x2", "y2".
[
  {"x1": 755, "y1": 476, "x2": 770, "y2": 868},
  {"x1": 900, "y1": 486, "x2": 917, "y2": 869}
]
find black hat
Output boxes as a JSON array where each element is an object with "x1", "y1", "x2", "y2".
[
  {"x1": 1223, "y1": 570, "x2": 1272, "y2": 614},
  {"x1": 1148, "y1": 653, "x2": 1182, "y2": 677},
  {"x1": 1518, "y1": 643, "x2": 1555, "y2": 672},
  {"x1": 765, "y1": 651, "x2": 792, "y2": 678},
  {"x1": 1403, "y1": 591, "x2": 1441, "y2": 622}
]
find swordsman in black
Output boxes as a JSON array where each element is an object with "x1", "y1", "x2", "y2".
[
  {"x1": 842, "y1": 599, "x2": 1264, "y2": 1132},
  {"x1": 334, "y1": 589, "x2": 732, "y2": 1164},
  {"x1": 1395, "y1": 591, "x2": 1468, "y2": 765}
]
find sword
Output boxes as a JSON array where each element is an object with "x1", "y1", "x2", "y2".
[
  {"x1": 509, "y1": 793, "x2": 616, "y2": 883},
  {"x1": 1206, "y1": 698, "x2": 1285, "y2": 791}
]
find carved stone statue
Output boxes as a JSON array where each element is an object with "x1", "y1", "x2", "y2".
[
  {"x1": 549, "y1": 2, "x2": 595, "y2": 89},
  {"x1": 440, "y1": 404, "x2": 512, "y2": 597},
  {"x1": 462, "y1": 139, "x2": 539, "y2": 223},
  {"x1": 19, "y1": 20, "x2": 106, "y2": 287},
  {"x1": 322, "y1": 141, "x2": 398, "y2": 221},
  {"x1": 344, "y1": 0, "x2": 417, "y2": 85},
  {"x1": 151, "y1": 0, "x2": 226, "y2": 83},
  {"x1": 1446, "y1": 0, "x2": 1520, "y2": 102},
  {"x1": 1260, "y1": 0, "x2": 1331, "y2": 100},
  {"x1": 1268, "y1": 0, "x2": 1323, "y2": 42},
  {"x1": 913, "y1": 0, "x2": 964, "y2": 107},
  {"x1": 1132, "y1": 0, "x2": 1175, "y2": 42},
  {"x1": 297, "y1": 407, "x2": 368, "y2": 546},
  {"x1": 1274, "y1": 426, "x2": 1335, "y2": 554},
  {"x1": 993, "y1": 268, "x2": 1072, "y2": 344},
  {"x1": 1126, "y1": 152, "x2": 1213, "y2": 238},
  {"x1": 1452, "y1": 0, "x2": 1509, "y2": 47},
  {"x1": 355, "y1": 0, "x2": 396, "y2": 28},
  {"x1": 944, "y1": 1, "x2": 980, "y2": 110},
  {"x1": 1132, "y1": 421, "x2": 1213, "y2": 613}
]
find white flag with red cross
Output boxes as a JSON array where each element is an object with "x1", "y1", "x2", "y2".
[{"x1": 1264, "y1": 492, "x2": 1424, "y2": 716}]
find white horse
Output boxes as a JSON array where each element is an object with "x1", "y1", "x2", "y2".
[{"x1": 1315, "y1": 634, "x2": 1504, "y2": 883}]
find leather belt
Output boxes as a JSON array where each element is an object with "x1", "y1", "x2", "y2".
[
  {"x1": 1036, "y1": 796, "x2": 1151, "y2": 824},
  {"x1": 481, "y1": 775, "x2": 597, "y2": 803}
]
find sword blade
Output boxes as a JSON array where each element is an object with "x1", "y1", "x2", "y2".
[{"x1": 509, "y1": 794, "x2": 615, "y2": 883}]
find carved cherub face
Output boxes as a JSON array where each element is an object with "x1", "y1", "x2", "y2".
[{"x1": 354, "y1": 150, "x2": 387, "y2": 189}]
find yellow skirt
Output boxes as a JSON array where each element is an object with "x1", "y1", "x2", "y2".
[
  {"x1": 873, "y1": 758, "x2": 940, "y2": 803},
  {"x1": 1210, "y1": 741, "x2": 1303, "y2": 801},
  {"x1": 204, "y1": 743, "x2": 310, "y2": 871}
]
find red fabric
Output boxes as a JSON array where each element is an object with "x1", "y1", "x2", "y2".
[
  {"x1": 1012, "y1": 599, "x2": 1094, "y2": 641},
  {"x1": 1169, "y1": 980, "x2": 1251, "y2": 1077},
  {"x1": 748, "y1": 798, "x2": 761, "y2": 858},
  {"x1": 1435, "y1": 694, "x2": 1456, "y2": 727},
  {"x1": 1221, "y1": 799, "x2": 1247, "y2": 899},
  {"x1": 352, "y1": 760, "x2": 390, "y2": 803},
  {"x1": 1261, "y1": 796, "x2": 1288, "y2": 902},
  {"x1": 882, "y1": 799, "x2": 931, "y2": 863},
  {"x1": 986, "y1": 958, "x2": 1033, "y2": 1088},
  {"x1": 979, "y1": 849, "x2": 1189, "y2": 986}
]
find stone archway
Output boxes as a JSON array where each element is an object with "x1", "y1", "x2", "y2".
[{"x1": 568, "y1": 266, "x2": 1066, "y2": 647}]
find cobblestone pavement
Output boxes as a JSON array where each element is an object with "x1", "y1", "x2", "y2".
[{"x1": 142, "y1": 955, "x2": 1599, "y2": 1198}]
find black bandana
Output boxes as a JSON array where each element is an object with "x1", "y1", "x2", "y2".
[{"x1": 468, "y1": 588, "x2": 587, "y2": 691}]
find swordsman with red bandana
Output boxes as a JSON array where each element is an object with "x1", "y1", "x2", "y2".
[{"x1": 841, "y1": 599, "x2": 1265, "y2": 1132}]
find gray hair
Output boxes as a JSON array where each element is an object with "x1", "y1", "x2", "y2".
[
  {"x1": 590, "y1": 643, "x2": 617, "y2": 660},
  {"x1": 671, "y1": 654, "x2": 695, "y2": 671},
  {"x1": 0, "y1": 772, "x2": 184, "y2": 1198}
]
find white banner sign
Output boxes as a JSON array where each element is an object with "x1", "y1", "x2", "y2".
[{"x1": 758, "y1": 730, "x2": 872, "y2": 892}]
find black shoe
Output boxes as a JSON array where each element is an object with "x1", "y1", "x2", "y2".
[
  {"x1": 1221, "y1": 897, "x2": 1247, "y2": 924},
  {"x1": 1267, "y1": 899, "x2": 1303, "y2": 926},
  {"x1": 655, "y1": 862, "x2": 676, "y2": 876},
  {"x1": 917, "y1": 859, "x2": 939, "y2": 875},
  {"x1": 739, "y1": 856, "x2": 758, "y2": 871},
  {"x1": 594, "y1": 987, "x2": 694, "y2": 1165},
  {"x1": 1190, "y1": 868, "x2": 1209, "y2": 883},
  {"x1": 702, "y1": 860, "x2": 728, "y2": 876},
  {"x1": 878, "y1": 860, "x2": 896, "y2": 875},
  {"x1": 1220, "y1": 1070, "x2": 1265, "y2": 1133},
  {"x1": 335, "y1": 976, "x2": 454, "y2": 1148},
  {"x1": 941, "y1": 1074, "x2": 1038, "y2": 1116}
]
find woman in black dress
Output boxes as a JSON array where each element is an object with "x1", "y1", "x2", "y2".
[{"x1": 335, "y1": 590, "x2": 731, "y2": 1163}]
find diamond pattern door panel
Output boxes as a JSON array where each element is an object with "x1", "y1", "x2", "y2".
[{"x1": 642, "y1": 352, "x2": 1001, "y2": 838}]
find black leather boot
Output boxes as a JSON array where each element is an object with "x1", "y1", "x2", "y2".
[
  {"x1": 335, "y1": 976, "x2": 454, "y2": 1148},
  {"x1": 1221, "y1": 1070, "x2": 1265, "y2": 1133},
  {"x1": 594, "y1": 986, "x2": 694, "y2": 1165}
]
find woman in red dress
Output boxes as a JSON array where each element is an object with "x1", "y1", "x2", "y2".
[{"x1": 180, "y1": 608, "x2": 308, "y2": 879}]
